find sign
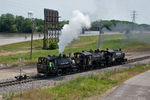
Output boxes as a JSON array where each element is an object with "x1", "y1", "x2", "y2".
[{"x1": 44, "y1": 8, "x2": 59, "y2": 23}]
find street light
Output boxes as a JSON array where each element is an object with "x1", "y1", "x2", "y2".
[{"x1": 28, "y1": 11, "x2": 34, "y2": 59}]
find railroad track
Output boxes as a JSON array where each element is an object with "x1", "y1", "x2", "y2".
[
  {"x1": 0, "y1": 79, "x2": 34, "y2": 87},
  {"x1": 0, "y1": 55, "x2": 150, "y2": 88},
  {"x1": 127, "y1": 56, "x2": 150, "y2": 64}
]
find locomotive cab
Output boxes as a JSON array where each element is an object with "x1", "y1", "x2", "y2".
[
  {"x1": 37, "y1": 57, "x2": 57, "y2": 74},
  {"x1": 37, "y1": 55, "x2": 76, "y2": 76}
]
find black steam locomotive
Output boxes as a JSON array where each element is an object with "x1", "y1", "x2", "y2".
[{"x1": 37, "y1": 49, "x2": 127, "y2": 76}]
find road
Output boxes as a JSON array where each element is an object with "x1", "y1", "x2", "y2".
[
  {"x1": 0, "y1": 34, "x2": 43, "y2": 46},
  {"x1": 0, "y1": 32, "x2": 121, "y2": 46},
  {"x1": 103, "y1": 70, "x2": 150, "y2": 100}
]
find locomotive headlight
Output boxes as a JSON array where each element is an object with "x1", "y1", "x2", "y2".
[
  {"x1": 72, "y1": 60, "x2": 75, "y2": 64},
  {"x1": 113, "y1": 58, "x2": 115, "y2": 61}
]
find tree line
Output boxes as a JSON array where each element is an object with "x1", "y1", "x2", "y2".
[
  {"x1": 0, "y1": 13, "x2": 69, "y2": 33},
  {"x1": 0, "y1": 13, "x2": 150, "y2": 33},
  {"x1": 0, "y1": 13, "x2": 44, "y2": 33},
  {"x1": 91, "y1": 20, "x2": 150, "y2": 31}
]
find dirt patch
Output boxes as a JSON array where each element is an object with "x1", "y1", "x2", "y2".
[
  {"x1": 124, "y1": 46, "x2": 150, "y2": 52},
  {"x1": 109, "y1": 72, "x2": 128, "y2": 81},
  {"x1": 71, "y1": 41, "x2": 95, "y2": 47},
  {"x1": 0, "y1": 50, "x2": 30, "y2": 56},
  {"x1": 125, "y1": 51, "x2": 150, "y2": 60}
]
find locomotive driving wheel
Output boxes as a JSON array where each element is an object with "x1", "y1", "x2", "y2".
[{"x1": 57, "y1": 69, "x2": 63, "y2": 76}]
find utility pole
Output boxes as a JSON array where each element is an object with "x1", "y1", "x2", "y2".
[
  {"x1": 98, "y1": 28, "x2": 102, "y2": 49},
  {"x1": 28, "y1": 11, "x2": 34, "y2": 59}
]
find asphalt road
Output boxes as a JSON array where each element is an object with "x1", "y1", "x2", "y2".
[
  {"x1": 0, "y1": 35, "x2": 43, "y2": 46},
  {"x1": 103, "y1": 70, "x2": 150, "y2": 100},
  {"x1": 0, "y1": 32, "x2": 121, "y2": 46}
]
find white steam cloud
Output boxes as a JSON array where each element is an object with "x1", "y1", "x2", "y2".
[{"x1": 58, "y1": 10, "x2": 91, "y2": 54}]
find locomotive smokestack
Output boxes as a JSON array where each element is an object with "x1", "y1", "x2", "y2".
[
  {"x1": 63, "y1": 54, "x2": 66, "y2": 58},
  {"x1": 68, "y1": 52, "x2": 71, "y2": 57},
  {"x1": 59, "y1": 54, "x2": 61, "y2": 57}
]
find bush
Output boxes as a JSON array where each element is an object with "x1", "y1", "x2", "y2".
[
  {"x1": 49, "y1": 42, "x2": 58, "y2": 50},
  {"x1": 43, "y1": 38, "x2": 48, "y2": 49},
  {"x1": 3, "y1": 92, "x2": 14, "y2": 100}
]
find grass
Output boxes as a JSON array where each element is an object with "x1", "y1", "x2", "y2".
[
  {"x1": 0, "y1": 39, "x2": 43, "y2": 52},
  {"x1": 5, "y1": 65, "x2": 150, "y2": 100},
  {"x1": 0, "y1": 34, "x2": 150, "y2": 65}
]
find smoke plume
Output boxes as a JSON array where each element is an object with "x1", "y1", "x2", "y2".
[
  {"x1": 121, "y1": 30, "x2": 150, "y2": 48},
  {"x1": 119, "y1": 22, "x2": 150, "y2": 48},
  {"x1": 58, "y1": 10, "x2": 91, "y2": 54}
]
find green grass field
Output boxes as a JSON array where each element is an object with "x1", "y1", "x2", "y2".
[
  {"x1": 3, "y1": 65, "x2": 150, "y2": 100},
  {"x1": 0, "y1": 34, "x2": 150, "y2": 65}
]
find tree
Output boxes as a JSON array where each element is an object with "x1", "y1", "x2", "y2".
[
  {"x1": 0, "y1": 16, "x2": 1, "y2": 32},
  {"x1": 22, "y1": 19, "x2": 32, "y2": 33},
  {"x1": 0, "y1": 13, "x2": 15, "y2": 32},
  {"x1": 60, "y1": 20, "x2": 69, "y2": 28},
  {"x1": 15, "y1": 16, "x2": 24, "y2": 32},
  {"x1": 37, "y1": 25, "x2": 44, "y2": 32},
  {"x1": 11, "y1": 24, "x2": 17, "y2": 32}
]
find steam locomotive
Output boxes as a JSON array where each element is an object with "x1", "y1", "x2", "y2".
[{"x1": 37, "y1": 49, "x2": 127, "y2": 76}]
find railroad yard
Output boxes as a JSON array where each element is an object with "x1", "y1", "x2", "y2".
[
  {"x1": 0, "y1": 32, "x2": 150, "y2": 99},
  {"x1": 0, "y1": 50, "x2": 150, "y2": 96}
]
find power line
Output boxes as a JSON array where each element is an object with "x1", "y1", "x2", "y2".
[
  {"x1": 131, "y1": 10, "x2": 137, "y2": 30},
  {"x1": 132, "y1": 10, "x2": 137, "y2": 23}
]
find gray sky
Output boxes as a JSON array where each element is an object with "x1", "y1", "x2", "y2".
[{"x1": 0, "y1": 0, "x2": 150, "y2": 24}]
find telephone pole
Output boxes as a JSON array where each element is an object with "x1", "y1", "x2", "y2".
[{"x1": 28, "y1": 11, "x2": 34, "y2": 59}]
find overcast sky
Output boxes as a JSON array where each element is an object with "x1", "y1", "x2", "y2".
[{"x1": 0, "y1": 0, "x2": 150, "y2": 24}]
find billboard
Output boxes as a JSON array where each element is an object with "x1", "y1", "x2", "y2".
[
  {"x1": 44, "y1": 8, "x2": 59, "y2": 23},
  {"x1": 43, "y1": 8, "x2": 60, "y2": 46}
]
